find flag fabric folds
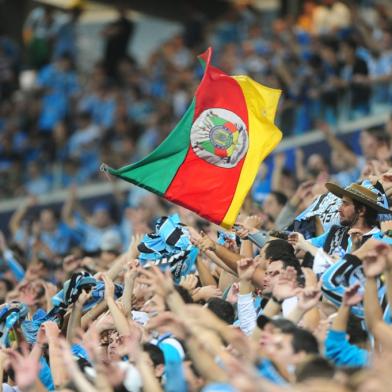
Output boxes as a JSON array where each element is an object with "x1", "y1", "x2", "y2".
[{"x1": 105, "y1": 47, "x2": 282, "y2": 228}]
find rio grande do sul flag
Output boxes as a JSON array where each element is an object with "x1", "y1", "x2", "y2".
[{"x1": 104, "y1": 48, "x2": 282, "y2": 228}]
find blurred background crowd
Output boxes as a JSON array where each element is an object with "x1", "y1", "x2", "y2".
[
  {"x1": 0, "y1": 1, "x2": 391, "y2": 391},
  {"x1": 0, "y1": 0, "x2": 391, "y2": 200}
]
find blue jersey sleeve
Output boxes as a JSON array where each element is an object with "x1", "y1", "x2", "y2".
[{"x1": 325, "y1": 329, "x2": 369, "y2": 367}]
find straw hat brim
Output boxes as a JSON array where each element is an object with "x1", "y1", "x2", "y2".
[{"x1": 325, "y1": 182, "x2": 391, "y2": 214}]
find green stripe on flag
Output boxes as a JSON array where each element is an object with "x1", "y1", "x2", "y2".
[{"x1": 108, "y1": 99, "x2": 196, "y2": 195}]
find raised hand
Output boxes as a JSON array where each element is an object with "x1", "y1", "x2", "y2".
[
  {"x1": 42, "y1": 320, "x2": 60, "y2": 341},
  {"x1": 137, "y1": 265, "x2": 175, "y2": 298},
  {"x1": 348, "y1": 229, "x2": 363, "y2": 252},
  {"x1": 272, "y1": 266, "x2": 300, "y2": 301},
  {"x1": 274, "y1": 152, "x2": 286, "y2": 168},
  {"x1": 234, "y1": 225, "x2": 250, "y2": 240},
  {"x1": 128, "y1": 233, "x2": 143, "y2": 256},
  {"x1": 7, "y1": 345, "x2": 40, "y2": 391},
  {"x1": 343, "y1": 283, "x2": 363, "y2": 307},
  {"x1": 237, "y1": 258, "x2": 257, "y2": 282},
  {"x1": 226, "y1": 282, "x2": 239, "y2": 305},
  {"x1": 145, "y1": 311, "x2": 188, "y2": 339},
  {"x1": 102, "y1": 274, "x2": 115, "y2": 301},
  {"x1": 296, "y1": 180, "x2": 315, "y2": 200},
  {"x1": 288, "y1": 232, "x2": 307, "y2": 251},
  {"x1": 76, "y1": 289, "x2": 92, "y2": 307},
  {"x1": 187, "y1": 226, "x2": 203, "y2": 242},
  {"x1": 192, "y1": 285, "x2": 222, "y2": 301},
  {"x1": 353, "y1": 238, "x2": 386, "y2": 261},
  {"x1": 243, "y1": 215, "x2": 263, "y2": 230},
  {"x1": 194, "y1": 231, "x2": 217, "y2": 252},
  {"x1": 124, "y1": 259, "x2": 139, "y2": 281},
  {"x1": 179, "y1": 274, "x2": 198, "y2": 292},
  {"x1": 297, "y1": 281, "x2": 322, "y2": 312},
  {"x1": 363, "y1": 249, "x2": 386, "y2": 278}
]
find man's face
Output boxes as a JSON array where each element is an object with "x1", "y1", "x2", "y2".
[
  {"x1": 40, "y1": 209, "x2": 56, "y2": 232},
  {"x1": 263, "y1": 195, "x2": 282, "y2": 220},
  {"x1": 263, "y1": 332, "x2": 304, "y2": 368},
  {"x1": 338, "y1": 196, "x2": 357, "y2": 226},
  {"x1": 307, "y1": 154, "x2": 326, "y2": 174},
  {"x1": 360, "y1": 131, "x2": 378, "y2": 159},
  {"x1": 107, "y1": 331, "x2": 123, "y2": 361},
  {"x1": 93, "y1": 210, "x2": 110, "y2": 228},
  {"x1": 262, "y1": 260, "x2": 283, "y2": 295}
]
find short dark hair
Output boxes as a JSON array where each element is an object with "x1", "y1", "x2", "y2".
[
  {"x1": 270, "y1": 191, "x2": 288, "y2": 207},
  {"x1": 143, "y1": 343, "x2": 164, "y2": 366},
  {"x1": 341, "y1": 38, "x2": 357, "y2": 51},
  {"x1": 269, "y1": 253, "x2": 303, "y2": 283},
  {"x1": 257, "y1": 316, "x2": 296, "y2": 333},
  {"x1": 365, "y1": 127, "x2": 390, "y2": 144},
  {"x1": 321, "y1": 37, "x2": 339, "y2": 53},
  {"x1": 206, "y1": 297, "x2": 235, "y2": 325},
  {"x1": 174, "y1": 285, "x2": 194, "y2": 304},
  {"x1": 295, "y1": 355, "x2": 335, "y2": 383},
  {"x1": 287, "y1": 327, "x2": 319, "y2": 355},
  {"x1": 264, "y1": 239, "x2": 295, "y2": 260}
]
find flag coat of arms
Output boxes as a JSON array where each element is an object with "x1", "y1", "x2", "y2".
[{"x1": 104, "y1": 48, "x2": 282, "y2": 228}]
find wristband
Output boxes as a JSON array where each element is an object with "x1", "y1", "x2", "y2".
[{"x1": 271, "y1": 296, "x2": 283, "y2": 305}]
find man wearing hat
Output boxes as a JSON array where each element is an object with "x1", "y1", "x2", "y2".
[
  {"x1": 320, "y1": 183, "x2": 392, "y2": 322},
  {"x1": 305, "y1": 182, "x2": 390, "y2": 257}
]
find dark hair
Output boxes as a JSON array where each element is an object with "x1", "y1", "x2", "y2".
[
  {"x1": 321, "y1": 37, "x2": 339, "y2": 53},
  {"x1": 347, "y1": 314, "x2": 368, "y2": 345},
  {"x1": 288, "y1": 327, "x2": 319, "y2": 355},
  {"x1": 174, "y1": 285, "x2": 194, "y2": 304},
  {"x1": 269, "y1": 252, "x2": 303, "y2": 283},
  {"x1": 365, "y1": 127, "x2": 390, "y2": 144},
  {"x1": 264, "y1": 239, "x2": 295, "y2": 260},
  {"x1": 295, "y1": 356, "x2": 335, "y2": 383},
  {"x1": 270, "y1": 191, "x2": 288, "y2": 207},
  {"x1": 206, "y1": 297, "x2": 235, "y2": 325},
  {"x1": 257, "y1": 315, "x2": 296, "y2": 333},
  {"x1": 143, "y1": 343, "x2": 165, "y2": 366},
  {"x1": 341, "y1": 38, "x2": 357, "y2": 51},
  {"x1": 352, "y1": 200, "x2": 379, "y2": 228}
]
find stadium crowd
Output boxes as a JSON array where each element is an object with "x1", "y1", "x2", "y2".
[
  {"x1": 0, "y1": 0, "x2": 392, "y2": 391},
  {"x1": 1, "y1": 0, "x2": 392, "y2": 198}
]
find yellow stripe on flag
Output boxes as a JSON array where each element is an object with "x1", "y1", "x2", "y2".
[{"x1": 221, "y1": 76, "x2": 282, "y2": 228}]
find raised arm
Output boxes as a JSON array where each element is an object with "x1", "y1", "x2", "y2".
[
  {"x1": 102, "y1": 274, "x2": 132, "y2": 337},
  {"x1": 107, "y1": 234, "x2": 141, "y2": 281},
  {"x1": 43, "y1": 321, "x2": 68, "y2": 389},
  {"x1": 324, "y1": 283, "x2": 369, "y2": 367},
  {"x1": 121, "y1": 260, "x2": 138, "y2": 316},
  {"x1": 61, "y1": 186, "x2": 78, "y2": 227},
  {"x1": 9, "y1": 196, "x2": 36, "y2": 236},
  {"x1": 66, "y1": 290, "x2": 91, "y2": 342},
  {"x1": 363, "y1": 245, "x2": 386, "y2": 333},
  {"x1": 363, "y1": 245, "x2": 392, "y2": 350}
]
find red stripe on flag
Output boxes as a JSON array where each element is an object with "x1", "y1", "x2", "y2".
[{"x1": 164, "y1": 63, "x2": 249, "y2": 224}]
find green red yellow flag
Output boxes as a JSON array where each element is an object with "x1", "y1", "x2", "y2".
[{"x1": 104, "y1": 48, "x2": 282, "y2": 228}]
